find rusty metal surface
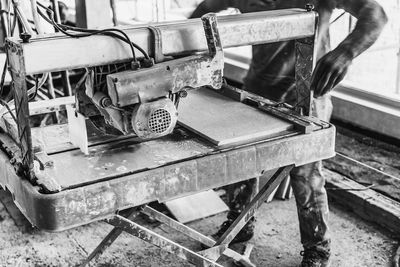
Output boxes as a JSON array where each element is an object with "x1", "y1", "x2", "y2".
[
  {"x1": 6, "y1": 9, "x2": 316, "y2": 75},
  {"x1": 44, "y1": 130, "x2": 213, "y2": 190},
  {"x1": 294, "y1": 37, "x2": 315, "y2": 116},
  {"x1": 106, "y1": 54, "x2": 223, "y2": 107},
  {"x1": 5, "y1": 42, "x2": 34, "y2": 180},
  {"x1": 4, "y1": 8, "x2": 317, "y2": 187},
  {"x1": 0, "y1": 124, "x2": 335, "y2": 232}
]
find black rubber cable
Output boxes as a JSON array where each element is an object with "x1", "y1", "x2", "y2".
[{"x1": 36, "y1": 1, "x2": 151, "y2": 61}]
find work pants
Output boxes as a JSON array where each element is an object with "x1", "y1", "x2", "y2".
[{"x1": 226, "y1": 77, "x2": 332, "y2": 253}]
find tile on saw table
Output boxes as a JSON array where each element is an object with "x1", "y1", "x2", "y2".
[{"x1": 178, "y1": 89, "x2": 294, "y2": 146}]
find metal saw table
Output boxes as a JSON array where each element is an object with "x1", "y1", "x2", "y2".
[
  {"x1": 0, "y1": 8, "x2": 335, "y2": 266},
  {"x1": 0, "y1": 86, "x2": 335, "y2": 266}
]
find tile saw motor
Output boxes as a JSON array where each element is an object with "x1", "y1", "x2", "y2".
[{"x1": 75, "y1": 14, "x2": 224, "y2": 140}]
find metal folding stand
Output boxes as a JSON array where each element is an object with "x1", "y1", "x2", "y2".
[{"x1": 81, "y1": 165, "x2": 294, "y2": 267}]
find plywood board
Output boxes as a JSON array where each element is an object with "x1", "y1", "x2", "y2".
[
  {"x1": 178, "y1": 89, "x2": 293, "y2": 146},
  {"x1": 165, "y1": 190, "x2": 228, "y2": 223}
]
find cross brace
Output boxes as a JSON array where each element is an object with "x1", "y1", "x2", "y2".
[{"x1": 81, "y1": 165, "x2": 294, "y2": 267}]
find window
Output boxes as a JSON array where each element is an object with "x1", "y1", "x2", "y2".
[{"x1": 330, "y1": 1, "x2": 400, "y2": 99}]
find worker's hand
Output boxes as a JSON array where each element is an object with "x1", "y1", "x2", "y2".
[{"x1": 311, "y1": 48, "x2": 353, "y2": 98}]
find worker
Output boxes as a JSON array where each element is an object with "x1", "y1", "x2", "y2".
[{"x1": 190, "y1": 1, "x2": 387, "y2": 266}]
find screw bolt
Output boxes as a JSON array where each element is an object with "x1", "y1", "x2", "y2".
[
  {"x1": 179, "y1": 90, "x2": 188, "y2": 98},
  {"x1": 305, "y1": 3, "x2": 314, "y2": 11},
  {"x1": 101, "y1": 97, "x2": 112, "y2": 108},
  {"x1": 131, "y1": 61, "x2": 141, "y2": 70},
  {"x1": 20, "y1": 32, "x2": 32, "y2": 43}
]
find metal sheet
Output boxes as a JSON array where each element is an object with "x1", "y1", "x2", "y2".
[
  {"x1": 45, "y1": 130, "x2": 213, "y2": 190},
  {"x1": 178, "y1": 89, "x2": 294, "y2": 146}
]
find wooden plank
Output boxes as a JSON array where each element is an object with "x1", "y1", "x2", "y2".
[
  {"x1": 31, "y1": 124, "x2": 72, "y2": 153},
  {"x1": 165, "y1": 190, "x2": 228, "y2": 223},
  {"x1": 67, "y1": 106, "x2": 89, "y2": 155},
  {"x1": 30, "y1": 122, "x2": 135, "y2": 154},
  {"x1": 266, "y1": 186, "x2": 279, "y2": 203},
  {"x1": 1, "y1": 97, "x2": 74, "y2": 145},
  {"x1": 29, "y1": 96, "x2": 75, "y2": 116},
  {"x1": 325, "y1": 125, "x2": 400, "y2": 202},
  {"x1": 285, "y1": 184, "x2": 293, "y2": 199},
  {"x1": 275, "y1": 176, "x2": 290, "y2": 200},
  {"x1": 178, "y1": 89, "x2": 293, "y2": 147},
  {"x1": 325, "y1": 168, "x2": 400, "y2": 235}
]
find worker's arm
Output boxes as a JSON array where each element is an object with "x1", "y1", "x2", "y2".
[
  {"x1": 312, "y1": 0, "x2": 388, "y2": 97},
  {"x1": 190, "y1": 0, "x2": 234, "y2": 18},
  {"x1": 190, "y1": 0, "x2": 273, "y2": 18}
]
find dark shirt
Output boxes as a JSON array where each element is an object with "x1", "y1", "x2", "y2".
[
  {"x1": 236, "y1": 1, "x2": 333, "y2": 99},
  {"x1": 191, "y1": 0, "x2": 387, "y2": 100},
  {"x1": 192, "y1": 0, "x2": 335, "y2": 99}
]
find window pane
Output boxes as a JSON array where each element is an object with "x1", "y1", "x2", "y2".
[{"x1": 330, "y1": 1, "x2": 400, "y2": 98}]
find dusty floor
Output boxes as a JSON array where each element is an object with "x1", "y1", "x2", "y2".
[
  {"x1": 0, "y1": 191, "x2": 397, "y2": 267},
  {"x1": 325, "y1": 124, "x2": 400, "y2": 202}
]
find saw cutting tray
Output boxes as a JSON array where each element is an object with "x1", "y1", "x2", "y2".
[
  {"x1": 0, "y1": 91, "x2": 335, "y2": 231},
  {"x1": 178, "y1": 89, "x2": 294, "y2": 147}
]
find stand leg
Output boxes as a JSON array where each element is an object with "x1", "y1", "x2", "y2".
[
  {"x1": 107, "y1": 215, "x2": 223, "y2": 267},
  {"x1": 80, "y1": 208, "x2": 139, "y2": 267},
  {"x1": 142, "y1": 205, "x2": 254, "y2": 266},
  {"x1": 82, "y1": 165, "x2": 294, "y2": 267},
  {"x1": 214, "y1": 165, "x2": 294, "y2": 247}
]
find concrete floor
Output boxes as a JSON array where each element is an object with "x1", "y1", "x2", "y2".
[{"x1": 0, "y1": 192, "x2": 397, "y2": 267}]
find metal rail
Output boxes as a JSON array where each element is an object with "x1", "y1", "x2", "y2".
[{"x1": 6, "y1": 9, "x2": 316, "y2": 74}]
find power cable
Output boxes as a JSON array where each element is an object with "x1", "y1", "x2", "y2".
[{"x1": 36, "y1": 1, "x2": 151, "y2": 62}]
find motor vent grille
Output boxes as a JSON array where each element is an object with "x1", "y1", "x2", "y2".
[{"x1": 148, "y1": 108, "x2": 172, "y2": 133}]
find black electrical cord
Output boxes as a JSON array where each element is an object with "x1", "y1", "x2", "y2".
[
  {"x1": 35, "y1": 5, "x2": 136, "y2": 61},
  {"x1": 36, "y1": 1, "x2": 151, "y2": 62},
  {"x1": 64, "y1": 23, "x2": 151, "y2": 61}
]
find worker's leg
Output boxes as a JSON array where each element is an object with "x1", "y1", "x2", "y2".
[
  {"x1": 290, "y1": 95, "x2": 332, "y2": 255},
  {"x1": 290, "y1": 162, "x2": 330, "y2": 251},
  {"x1": 211, "y1": 178, "x2": 258, "y2": 243},
  {"x1": 226, "y1": 178, "x2": 258, "y2": 221}
]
